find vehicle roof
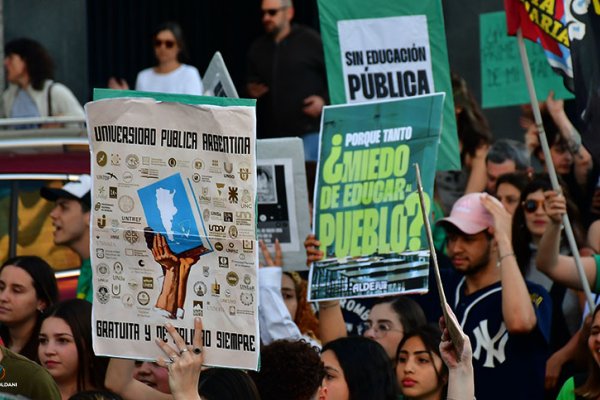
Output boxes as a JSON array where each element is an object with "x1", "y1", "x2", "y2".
[
  {"x1": 0, "y1": 151, "x2": 90, "y2": 174},
  {"x1": 0, "y1": 126, "x2": 90, "y2": 176}
]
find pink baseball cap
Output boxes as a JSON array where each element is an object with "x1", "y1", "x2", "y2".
[{"x1": 437, "y1": 193, "x2": 494, "y2": 234}]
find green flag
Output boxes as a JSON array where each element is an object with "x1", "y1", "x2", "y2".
[
  {"x1": 317, "y1": 0, "x2": 459, "y2": 171},
  {"x1": 308, "y1": 94, "x2": 444, "y2": 301},
  {"x1": 480, "y1": 11, "x2": 574, "y2": 108}
]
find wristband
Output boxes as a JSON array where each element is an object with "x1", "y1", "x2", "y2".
[{"x1": 498, "y1": 253, "x2": 515, "y2": 263}]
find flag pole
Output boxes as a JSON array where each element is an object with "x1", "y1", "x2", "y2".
[
  {"x1": 516, "y1": 28, "x2": 595, "y2": 310},
  {"x1": 414, "y1": 163, "x2": 463, "y2": 359}
]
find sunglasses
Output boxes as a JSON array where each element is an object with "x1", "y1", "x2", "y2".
[
  {"x1": 522, "y1": 199, "x2": 545, "y2": 213},
  {"x1": 262, "y1": 7, "x2": 285, "y2": 16},
  {"x1": 154, "y1": 39, "x2": 176, "y2": 49}
]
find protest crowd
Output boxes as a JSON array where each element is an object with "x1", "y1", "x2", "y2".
[{"x1": 1, "y1": 0, "x2": 600, "y2": 399}]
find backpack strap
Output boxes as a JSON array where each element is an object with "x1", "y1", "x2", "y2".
[{"x1": 46, "y1": 81, "x2": 56, "y2": 116}]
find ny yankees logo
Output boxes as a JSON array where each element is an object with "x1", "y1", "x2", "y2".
[{"x1": 472, "y1": 320, "x2": 508, "y2": 368}]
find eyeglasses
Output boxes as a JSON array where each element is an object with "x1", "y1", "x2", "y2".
[
  {"x1": 154, "y1": 39, "x2": 175, "y2": 49},
  {"x1": 522, "y1": 199, "x2": 545, "y2": 213},
  {"x1": 360, "y1": 321, "x2": 403, "y2": 338},
  {"x1": 262, "y1": 7, "x2": 285, "y2": 16}
]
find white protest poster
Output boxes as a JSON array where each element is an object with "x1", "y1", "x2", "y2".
[
  {"x1": 257, "y1": 138, "x2": 311, "y2": 271},
  {"x1": 338, "y1": 16, "x2": 434, "y2": 103},
  {"x1": 203, "y1": 51, "x2": 240, "y2": 98},
  {"x1": 86, "y1": 94, "x2": 259, "y2": 370}
]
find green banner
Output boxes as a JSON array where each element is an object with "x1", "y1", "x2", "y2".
[
  {"x1": 308, "y1": 94, "x2": 443, "y2": 301},
  {"x1": 480, "y1": 11, "x2": 574, "y2": 108},
  {"x1": 93, "y1": 88, "x2": 255, "y2": 107},
  {"x1": 317, "y1": 0, "x2": 459, "y2": 171}
]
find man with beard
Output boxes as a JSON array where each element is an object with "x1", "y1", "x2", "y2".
[
  {"x1": 434, "y1": 192, "x2": 551, "y2": 400},
  {"x1": 246, "y1": 0, "x2": 328, "y2": 160},
  {"x1": 485, "y1": 138, "x2": 531, "y2": 195}
]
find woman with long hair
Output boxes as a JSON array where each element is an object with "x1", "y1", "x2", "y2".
[
  {"x1": 396, "y1": 306, "x2": 474, "y2": 400},
  {"x1": 512, "y1": 175, "x2": 584, "y2": 339},
  {"x1": 2, "y1": 38, "x2": 84, "y2": 119},
  {"x1": 39, "y1": 299, "x2": 108, "y2": 399},
  {"x1": 396, "y1": 325, "x2": 448, "y2": 400},
  {"x1": 281, "y1": 270, "x2": 320, "y2": 337},
  {"x1": 512, "y1": 174, "x2": 587, "y2": 395},
  {"x1": 0, "y1": 255, "x2": 58, "y2": 361},
  {"x1": 109, "y1": 21, "x2": 203, "y2": 95},
  {"x1": 321, "y1": 336, "x2": 397, "y2": 400},
  {"x1": 495, "y1": 172, "x2": 530, "y2": 216},
  {"x1": 557, "y1": 305, "x2": 600, "y2": 399}
]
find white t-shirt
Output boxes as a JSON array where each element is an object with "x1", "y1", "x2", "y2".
[{"x1": 135, "y1": 64, "x2": 203, "y2": 95}]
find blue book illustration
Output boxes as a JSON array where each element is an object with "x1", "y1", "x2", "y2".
[{"x1": 138, "y1": 173, "x2": 206, "y2": 255}]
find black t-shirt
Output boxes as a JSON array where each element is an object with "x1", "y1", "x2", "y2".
[{"x1": 246, "y1": 25, "x2": 329, "y2": 138}]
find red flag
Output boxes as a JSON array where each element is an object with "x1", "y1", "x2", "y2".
[
  {"x1": 504, "y1": 1, "x2": 600, "y2": 164},
  {"x1": 504, "y1": 0, "x2": 573, "y2": 90}
]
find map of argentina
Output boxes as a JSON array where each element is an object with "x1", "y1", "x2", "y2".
[{"x1": 138, "y1": 173, "x2": 205, "y2": 254}]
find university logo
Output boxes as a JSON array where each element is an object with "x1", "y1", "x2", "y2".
[
  {"x1": 216, "y1": 183, "x2": 225, "y2": 196},
  {"x1": 113, "y1": 262, "x2": 123, "y2": 274},
  {"x1": 124, "y1": 229, "x2": 139, "y2": 244},
  {"x1": 472, "y1": 320, "x2": 508, "y2": 368},
  {"x1": 212, "y1": 280, "x2": 221, "y2": 295},
  {"x1": 118, "y1": 195, "x2": 135, "y2": 213},
  {"x1": 239, "y1": 167, "x2": 250, "y2": 181},
  {"x1": 126, "y1": 154, "x2": 140, "y2": 169},
  {"x1": 219, "y1": 256, "x2": 229, "y2": 268},
  {"x1": 193, "y1": 301, "x2": 204, "y2": 317},
  {"x1": 97, "y1": 286, "x2": 110, "y2": 304},
  {"x1": 194, "y1": 281, "x2": 207, "y2": 296},
  {"x1": 96, "y1": 151, "x2": 108, "y2": 167},
  {"x1": 228, "y1": 187, "x2": 238, "y2": 203},
  {"x1": 122, "y1": 171, "x2": 133, "y2": 183}
]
